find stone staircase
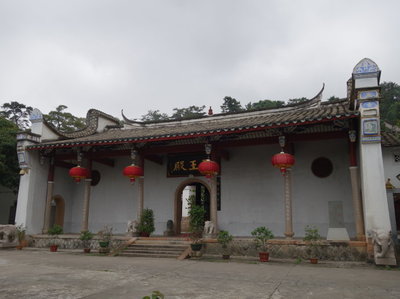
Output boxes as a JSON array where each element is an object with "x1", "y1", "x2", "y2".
[{"x1": 118, "y1": 238, "x2": 191, "y2": 258}]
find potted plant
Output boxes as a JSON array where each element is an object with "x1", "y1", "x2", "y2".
[
  {"x1": 48, "y1": 224, "x2": 63, "y2": 252},
  {"x1": 303, "y1": 225, "x2": 322, "y2": 264},
  {"x1": 217, "y1": 230, "x2": 233, "y2": 259},
  {"x1": 15, "y1": 224, "x2": 27, "y2": 250},
  {"x1": 80, "y1": 230, "x2": 94, "y2": 253},
  {"x1": 251, "y1": 226, "x2": 274, "y2": 262},
  {"x1": 98, "y1": 225, "x2": 113, "y2": 253},
  {"x1": 136, "y1": 208, "x2": 155, "y2": 237},
  {"x1": 188, "y1": 196, "x2": 205, "y2": 252}
]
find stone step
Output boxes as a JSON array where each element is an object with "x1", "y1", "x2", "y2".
[
  {"x1": 135, "y1": 240, "x2": 190, "y2": 245},
  {"x1": 123, "y1": 248, "x2": 183, "y2": 255},
  {"x1": 118, "y1": 239, "x2": 190, "y2": 258},
  {"x1": 127, "y1": 244, "x2": 188, "y2": 250},
  {"x1": 118, "y1": 252, "x2": 180, "y2": 258}
]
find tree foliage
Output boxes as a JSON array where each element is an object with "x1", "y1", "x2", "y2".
[
  {"x1": 220, "y1": 96, "x2": 243, "y2": 113},
  {"x1": 380, "y1": 82, "x2": 400, "y2": 126},
  {"x1": 245, "y1": 99, "x2": 285, "y2": 111},
  {"x1": 327, "y1": 96, "x2": 341, "y2": 102},
  {"x1": 141, "y1": 110, "x2": 169, "y2": 122},
  {"x1": 0, "y1": 101, "x2": 32, "y2": 129},
  {"x1": 287, "y1": 97, "x2": 309, "y2": 105},
  {"x1": 171, "y1": 105, "x2": 206, "y2": 120},
  {"x1": 44, "y1": 105, "x2": 86, "y2": 132},
  {"x1": 0, "y1": 117, "x2": 19, "y2": 193}
]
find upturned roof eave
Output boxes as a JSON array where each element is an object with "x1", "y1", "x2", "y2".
[{"x1": 26, "y1": 112, "x2": 359, "y2": 151}]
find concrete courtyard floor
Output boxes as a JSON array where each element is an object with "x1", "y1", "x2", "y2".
[{"x1": 1, "y1": 248, "x2": 400, "y2": 299}]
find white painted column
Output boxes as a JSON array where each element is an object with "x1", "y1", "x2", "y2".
[
  {"x1": 352, "y1": 58, "x2": 396, "y2": 265},
  {"x1": 359, "y1": 145, "x2": 391, "y2": 232},
  {"x1": 283, "y1": 169, "x2": 294, "y2": 239},
  {"x1": 81, "y1": 179, "x2": 92, "y2": 232}
]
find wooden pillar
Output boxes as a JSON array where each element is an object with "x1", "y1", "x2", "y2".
[
  {"x1": 43, "y1": 159, "x2": 55, "y2": 233},
  {"x1": 283, "y1": 168, "x2": 294, "y2": 239},
  {"x1": 137, "y1": 155, "x2": 144, "y2": 221},
  {"x1": 81, "y1": 160, "x2": 92, "y2": 232},
  {"x1": 137, "y1": 177, "x2": 144, "y2": 221},
  {"x1": 210, "y1": 176, "x2": 218, "y2": 234},
  {"x1": 349, "y1": 139, "x2": 365, "y2": 241}
]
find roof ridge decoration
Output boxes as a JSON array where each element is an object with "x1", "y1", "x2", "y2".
[
  {"x1": 121, "y1": 84, "x2": 326, "y2": 127},
  {"x1": 44, "y1": 109, "x2": 122, "y2": 139},
  {"x1": 27, "y1": 95, "x2": 359, "y2": 151}
]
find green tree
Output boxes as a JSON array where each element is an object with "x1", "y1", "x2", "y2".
[
  {"x1": 220, "y1": 96, "x2": 243, "y2": 113},
  {"x1": 380, "y1": 82, "x2": 400, "y2": 125},
  {"x1": 245, "y1": 99, "x2": 284, "y2": 111},
  {"x1": 171, "y1": 105, "x2": 206, "y2": 120},
  {"x1": 0, "y1": 117, "x2": 19, "y2": 193},
  {"x1": 141, "y1": 110, "x2": 169, "y2": 122},
  {"x1": 1, "y1": 101, "x2": 33, "y2": 129},
  {"x1": 286, "y1": 97, "x2": 308, "y2": 105},
  {"x1": 327, "y1": 96, "x2": 341, "y2": 102},
  {"x1": 45, "y1": 105, "x2": 86, "y2": 132}
]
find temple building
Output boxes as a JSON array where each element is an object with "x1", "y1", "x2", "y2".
[{"x1": 14, "y1": 58, "x2": 399, "y2": 265}]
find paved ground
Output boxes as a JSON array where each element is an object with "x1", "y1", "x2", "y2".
[{"x1": 0, "y1": 249, "x2": 400, "y2": 299}]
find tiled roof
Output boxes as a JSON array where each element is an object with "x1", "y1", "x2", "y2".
[
  {"x1": 27, "y1": 100, "x2": 357, "y2": 150},
  {"x1": 381, "y1": 132, "x2": 400, "y2": 147}
]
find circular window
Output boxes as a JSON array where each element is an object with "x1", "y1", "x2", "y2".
[
  {"x1": 91, "y1": 170, "x2": 101, "y2": 186},
  {"x1": 311, "y1": 157, "x2": 333, "y2": 178}
]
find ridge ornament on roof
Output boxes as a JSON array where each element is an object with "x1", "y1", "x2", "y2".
[{"x1": 43, "y1": 109, "x2": 122, "y2": 139}]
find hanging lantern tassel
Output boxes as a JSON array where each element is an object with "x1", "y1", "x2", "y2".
[
  {"x1": 123, "y1": 164, "x2": 144, "y2": 184},
  {"x1": 198, "y1": 159, "x2": 220, "y2": 179},
  {"x1": 271, "y1": 152, "x2": 295, "y2": 175},
  {"x1": 69, "y1": 166, "x2": 89, "y2": 183}
]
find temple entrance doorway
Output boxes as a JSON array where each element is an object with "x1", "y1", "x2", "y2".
[
  {"x1": 49, "y1": 195, "x2": 65, "y2": 229},
  {"x1": 174, "y1": 179, "x2": 210, "y2": 235}
]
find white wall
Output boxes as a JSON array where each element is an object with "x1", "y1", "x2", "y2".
[
  {"x1": 15, "y1": 151, "x2": 48, "y2": 234},
  {"x1": 53, "y1": 167, "x2": 74, "y2": 232},
  {"x1": 382, "y1": 147, "x2": 400, "y2": 188},
  {"x1": 219, "y1": 140, "x2": 355, "y2": 237},
  {"x1": 27, "y1": 138, "x2": 356, "y2": 237}
]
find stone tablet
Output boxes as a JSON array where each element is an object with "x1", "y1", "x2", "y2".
[{"x1": 328, "y1": 201, "x2": 344, "y2": 228}]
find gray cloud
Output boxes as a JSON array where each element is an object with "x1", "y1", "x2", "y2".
[{"x1": 0, "y1": 0, "x2": 399, "y2": 119}]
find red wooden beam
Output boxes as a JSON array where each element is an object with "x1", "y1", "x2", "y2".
[{"x1": 54, "y1": 131, "x2": 348, "y2": 160}]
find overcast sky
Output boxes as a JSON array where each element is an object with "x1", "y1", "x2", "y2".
[{"x1": 0, "y1": 0, "x2": 399, "y2": 120}]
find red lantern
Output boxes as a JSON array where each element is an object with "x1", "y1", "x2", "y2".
[
  {"x1": 69, "y1": 166, "x2": 89, "y2": 183},
  {"x1": 123, "y1": 164, "x2": 144, "y2": 183},
  {"x1": 198, "y1": 159, "x2": 220, "y2": 179},
  {"x1": 271, "y1": 152, "x2": 295, "y2": 175}
]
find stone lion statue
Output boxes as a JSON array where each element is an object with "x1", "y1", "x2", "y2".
[
  {"x1": 127, "y1": 220, "x2": 138, "y2": 236},
  {"x1": 0, "y1": 225, "x2": 18, "y2": 248},
  {"x1": 370, "y1": 228, "x2": 392, "y2": 258},
  {"x1": 203, "y1": 221, "x2": 215, "y2": 235}
]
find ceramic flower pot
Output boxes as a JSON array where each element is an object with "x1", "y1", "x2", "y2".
[
  {"x1": 190, "y1": 243, "x2": 202, "y2": 251},
  {"x1": 259, "y1": 252, "x2": 269, "y2": 262}
]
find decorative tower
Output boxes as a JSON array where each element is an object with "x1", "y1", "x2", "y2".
[{"x1": 353, "y1": 58, "x2": 396, "y2": 265}]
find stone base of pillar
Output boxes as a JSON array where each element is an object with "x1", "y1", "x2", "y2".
[
  {"x1": 356, "y1": 234, "x2": 366, "y2": 241},
  {"x1": 284, "y1": 232, "x2": 294, "y2": 239}
]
